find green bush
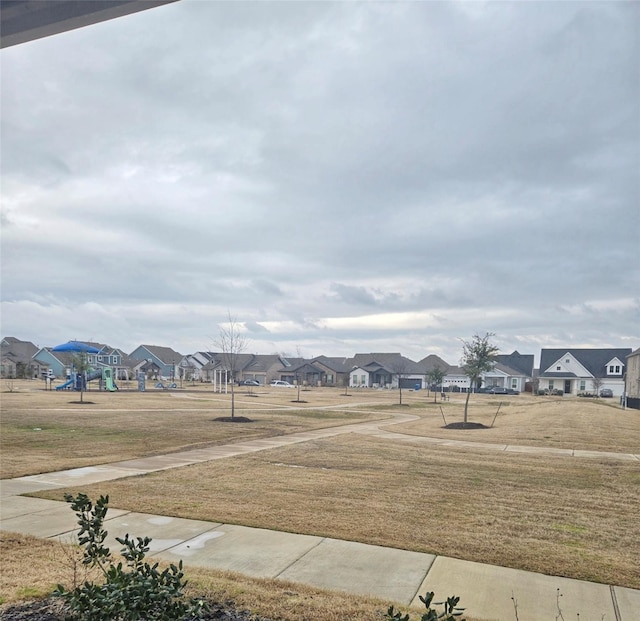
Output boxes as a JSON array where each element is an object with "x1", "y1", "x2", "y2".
[
  {"x1": 55, "y1": 493, "x2": 208, "y2": 621},
  {"x1": 385, "y1": 590, "x2": 465, "y2": 620}
]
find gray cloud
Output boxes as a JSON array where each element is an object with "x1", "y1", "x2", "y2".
[{"x1": 1, "y1": 0, "x2": 638, "y2": 364}]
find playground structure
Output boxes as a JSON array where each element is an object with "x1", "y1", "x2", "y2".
[{"x1": 56, "y1": 366, "x2": 118, "y2": 392}]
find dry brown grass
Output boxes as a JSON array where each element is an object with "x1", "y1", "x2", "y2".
[
  {"x1": 0, "y1": 383, "x2": 386, "y2": 478},
  {"x1": 4, "y1": 383, "x2": 640, "y2": 602},
  {"x1": 0, "y1": 532, "x2": 433, "y2": 620},
  {"x1": 37, "y1": 434, "x2": 640, "y2": 590},
  {"x1": 0, "y1": 532, "x2": 102, "y2": 604},
  {"x1": 395, "y1": 395, "x2": 640, "y2": 452}
]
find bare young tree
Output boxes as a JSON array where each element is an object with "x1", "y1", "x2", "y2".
[
  {"x1": 460, "y1": 332, "x2": 499, "y2": 426},
  {"x1": 591, "y1": 376, "x2": 604, "y2": 398},
  {"x1": 390, "y1": 358, "x2": 410, "y2": 405},
  {"x1": 427, "y1": 365, "x2": 446, "y2": 403},
  {"x1": 216, "y1": 313, "x2": 248, "y2": 420}
]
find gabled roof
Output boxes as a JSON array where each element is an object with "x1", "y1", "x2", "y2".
[
  {"x1": 417, "y1": 354, "x2": 451, "y2": 373},
  {"x1": 492, "y1": 362, "x2": 530, "y2": 377},
  {"x1": 311, "y1": 356, "x2": 352, "y2": 373},
  {"x1": 0, "y1": 337, "x2": 38, "y2": 364},
  {"x1": 350, "y1": 353, "x2": 423, "y2": 374},
  {"x1": 539, "y1": 348, "x2": 632, "y2": 379},
  {"x1": 243, "y1": 354, "x2": 286, "y2": 372},
  {"x1": 495, "y1": 351, "x2": 534, "y2": 377},
  {"x1": 133, "y1": 345, "x2": 183, "y2": 364}
]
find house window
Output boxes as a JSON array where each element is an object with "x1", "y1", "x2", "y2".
[
  {"x1": 608, "y1": 365, "x2": 621, "y2": 374},
  {"x1": 579, "y1": 380, "x2": 586, "y2": 391},
  {"x1": 548, "y1": 380, "x2": 554, "y2": 389},
  {"x1": 361, "y1": 375, "x2": 366, "y2": 385},
  {"x1": 556, "y1": 366, "x2": 561, "y2": 371},
  {"x1": 326, "y1": 374, "x2": 333, "y2": 384},
  {"x1": 565, "y1": 359, "x2": 570, "y2": 363},
  {"x1": 511, "y1": 379, "x2": 517, "y2": 389}
]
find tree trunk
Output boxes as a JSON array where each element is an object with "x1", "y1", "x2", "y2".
[
  {"x1": 230, "y1": 382, "x2": 235, "y2": 419},
  {"x1": 463, "y1": 388, "x2": 472, "y2": 427}
]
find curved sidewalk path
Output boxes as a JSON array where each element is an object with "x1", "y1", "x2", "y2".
[{"x1": 2, "y1": 410, "x2": 639, "y2": 621}]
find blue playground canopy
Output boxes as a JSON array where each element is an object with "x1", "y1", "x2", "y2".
[{"x1": 51, "y1": 341, "x2": 101, "y2": 353}]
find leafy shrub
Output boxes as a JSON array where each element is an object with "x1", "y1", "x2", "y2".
[
  {"x1": 385, "y1": 590, "x2": 465, "y2": 620},
  {"x1": 55, "y1": 493, "x2": 208, "y2": 621}
]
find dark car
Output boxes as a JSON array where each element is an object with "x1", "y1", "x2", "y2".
[
  {"x1": 239, "y1": 379, "x2": 260, "y2": 386},
  {"x1": 484, "y1": 386, "x2": 509, "y2": 394},
  {"x1": 599, "y1": 388, "x2": 613, "y2": 398}
]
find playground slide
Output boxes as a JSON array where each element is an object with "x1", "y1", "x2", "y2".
[
  {"x1": 55, "y1": 379, "x2": 74, "y2": 391},
  {"x1": 103, "y1": 369, "x2": 118, "y2": 391},
  {"x1": 86, "y1": 369, "x2": 103, "y2": 382}
]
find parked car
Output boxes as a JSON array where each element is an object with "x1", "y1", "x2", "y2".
[
  {"x1": 239, "y1": 379, "x2": 260, "y2": 386},
  {"x1": 270, "y1": 380, "x2": 294, "y2": 387},
  {"x1": 599, "y1": 388, "x2": 613, "y2": 398},
  {"x1": 478, "y1": 386, "x2": 520, "y2": 395}
]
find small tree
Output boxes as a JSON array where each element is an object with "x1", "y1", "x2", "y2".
[
  {"x1": 591, "y1": 376, "x2": 604, "y2": 397},
  {"x1": 427, "y1": 365, "x2": 447, "y2": 403},
  {"x1": 390, "y1": 358, "x2": 410, "y2": 405},
  {"x1": 460, "y1": 333, "x2": 499, "y2": 426},
  {"x1": 72, "y1": 351, "x2": 92, "y2": 404},
  {"x1": 216, "y1": 313, "x2": 248, "y2": 420}
]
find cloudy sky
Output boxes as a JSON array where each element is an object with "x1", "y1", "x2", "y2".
[{"x1": 1, "y1": 1, "x2": 638, "y2": 365}]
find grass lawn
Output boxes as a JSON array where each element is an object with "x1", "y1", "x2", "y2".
[
  {"x1": 0, "y1": 533, "x2": 412, "y2": 621},
  {"x1": 0, "y1": 382, "x2": 387, "y2": 478},
  {"x1": 2, "y1": 382, "x2": 639, "y2": 609}
]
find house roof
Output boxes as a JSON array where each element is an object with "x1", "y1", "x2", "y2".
[
  {"x1": 134, "y1": 345, "x2": 183, "y2": 364},
  {"x1": 492, "y1": 362, "x2": 529, "y2": 377},
  {"x1": 539, "y1": 348, "x2": 632, "y2": 379},
  {"x1": 350, "y1": 353, "x2": 423, "y2": 374},
  {"x1": 417, "y1": 354, "x2": 451, "y2": 373},
  {"x1": 0, "y1": 337, "x2": 38, "y2": 364},
  {"x1": 495, "y1": 351, "x2": 534, "y2": 377},
  {"x1": 311, "y1": 356, "x2": 352, "y2": 373}
]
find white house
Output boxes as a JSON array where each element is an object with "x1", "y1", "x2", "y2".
[{"x1": 538, "y1": 348, "x2": 632, "y2": 397}]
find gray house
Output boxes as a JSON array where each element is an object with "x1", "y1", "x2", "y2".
[
  {"x1": 1, "y1": 337, "x2": 38, "y2": 378},
  {"x1": 129, "y1": 345, "x2": 183, "y2": 380},
  {"x1": 349, "y1": 353, "x2": 424, "y2": 388}
]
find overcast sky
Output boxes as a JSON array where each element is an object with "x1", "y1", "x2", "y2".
[{"x1": 1, "y1": 0, "x2": 638, "y2": 365}]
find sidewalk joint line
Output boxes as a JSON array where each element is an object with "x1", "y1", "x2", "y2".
[
  {"x1": 609, "y1": 585, "x2": 622, "y2": 621},
  {"x1": 408, "y1": 554, "x2": 437, "y2": 605},
  {"x1": 273, "y1": 537, "x2": 327, "y2": 579}
]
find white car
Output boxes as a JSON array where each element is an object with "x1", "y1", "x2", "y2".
[{"x1": 270, "y1": 380, "x2": 294, "y2": 387}]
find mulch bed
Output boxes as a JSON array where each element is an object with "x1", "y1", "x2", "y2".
[
  {"x1": 443, "y1": 422, "x2": 488, "y2": 429},
  {"x1": 212, "y1": 416, "x2": 254, "y2": 423},
  {"x1": 0, "y1": 597, "x2": 271, "y2": 620}
]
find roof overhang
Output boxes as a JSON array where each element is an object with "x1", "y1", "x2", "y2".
[{"x1": 1, "y1": 0, "x2": 180, "y2": 48}]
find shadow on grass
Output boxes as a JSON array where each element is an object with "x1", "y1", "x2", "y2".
[
  {"x1": 212, "y1": 416, "x2": 254, "y2": 423},
  {"x1": 443, "y1": 422, "x2": 488, "y2": 429}
]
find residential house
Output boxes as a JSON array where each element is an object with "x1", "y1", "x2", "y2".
[
  {"x1": 625, "y1": 348, "x2": 640, "y2": 409},
  {"x1": 179, "y1": 351, "x2": 217, "y2": 382},
  {"x1": 349, "y1": 353, "x2": 424, "y2": 388},
  {"x1": 1, "y1": 337, "x2": 38, "y2": 378},
  {"x1": 243, "y1": 354, "x2": 293, "y2": 384},
  {"x1": 129, "y1": 345, "x2": 183, "y2": 380},
  {"x1": 309, "y1": 356, "x2": 352, "y2": 388},
  {"x1": 483, "y1": 351, "x2": 534, "y2": 392},
  {"x1": 441, "y1": 365, "x2": 472, "y2": 392},
  {"x1": 32, "y1": 341, "x2": 129, "y2": 380},
  {"x1": 538, "y1": 348, "x2": 632, "y2": 397},
  {"x1": 418, "y1": 354, "x2": 451, "y2": 389}
]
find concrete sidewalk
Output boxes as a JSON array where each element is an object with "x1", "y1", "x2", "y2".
[{"x1": 2, "y1": 418, "x2": 639, "y2": 620}]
